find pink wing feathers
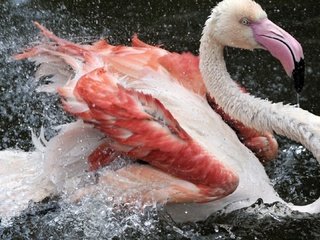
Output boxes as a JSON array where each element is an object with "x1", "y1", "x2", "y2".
[{"x1": 72, "y1": 68, "x2": 238, "y2": 198}]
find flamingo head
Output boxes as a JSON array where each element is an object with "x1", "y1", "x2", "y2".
[{"x1": 206, "y1": 0, "x2": 305, "y2": 92}]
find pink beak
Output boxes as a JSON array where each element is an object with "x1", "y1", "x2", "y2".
[{"x1": 251, "y1": 18, "x2": 305, "y2": 93}]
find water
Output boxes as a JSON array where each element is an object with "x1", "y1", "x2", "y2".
[{"x1": 1, "y1": 0, "x2": 320, "y2": 239}]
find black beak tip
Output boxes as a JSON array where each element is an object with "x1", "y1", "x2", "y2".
[{"x1": 292, "y1": 58, "x2": 305, "y2": 93}]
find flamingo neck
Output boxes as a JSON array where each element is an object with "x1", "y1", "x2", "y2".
[
  {"x1": 199, "y1": 30, "x2": 269, "y2": 131},
  {"x1": 199, "y1": 29, "x2": 320, "y2": 160}
]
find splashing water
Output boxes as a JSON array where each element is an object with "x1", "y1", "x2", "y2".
[{"x1": 1, "y1": 0, "x2": 320, "y2": 239}]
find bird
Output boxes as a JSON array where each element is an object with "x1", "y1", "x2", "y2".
[{"x1": 2, "y1": 0, "x2": 320, "y2": 222}]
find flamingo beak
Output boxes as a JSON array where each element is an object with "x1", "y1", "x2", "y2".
[{"x1": 251, "y1": 18, "x2": 305, "y2": 93}]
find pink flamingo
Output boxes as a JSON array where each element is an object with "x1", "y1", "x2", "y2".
[{"x1": 1, "y1": 0, "x2": 320, "y2": 222}]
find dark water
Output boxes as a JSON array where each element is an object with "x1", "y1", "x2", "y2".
[{"x1": 1, "y1": 0, "x2": 320, "y2": 239}]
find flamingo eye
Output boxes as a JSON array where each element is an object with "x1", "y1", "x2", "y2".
[{"x1": 240, "y1": 17, "x2": 250, "y2": 26}]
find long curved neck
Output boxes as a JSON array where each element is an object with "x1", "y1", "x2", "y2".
[
  {"x1": 199, "y1": 29, "x2": 320, "y2": 160},
  {"x1": 199, "y1": 30, "x2": 271, "y2": 132}
]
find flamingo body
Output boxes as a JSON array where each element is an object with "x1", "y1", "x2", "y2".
[{"x1": 14, "y1": 22, "x2": 278, "y2": 204}]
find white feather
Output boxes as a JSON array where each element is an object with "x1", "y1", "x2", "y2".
[{"x1": 0, "y1": 120, "x2": 105, "y2": 221}]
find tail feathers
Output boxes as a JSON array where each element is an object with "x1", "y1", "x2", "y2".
[{"x1": 0, "y1": 150, "x2": 55, "y2": 221}]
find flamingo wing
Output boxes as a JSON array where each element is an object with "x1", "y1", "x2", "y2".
[{"x1": 66, "y1": 67, "x2": 238, "y2": 202}]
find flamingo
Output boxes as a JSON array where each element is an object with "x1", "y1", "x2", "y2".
[{"x1": 1, "y1": 0, "x2": 320, "y2": 222}]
